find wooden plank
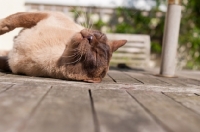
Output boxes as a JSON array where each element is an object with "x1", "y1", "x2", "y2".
[
  {"x1": 124, "y1": 72, "x2": 169, "y2": 85},
  {"x1": 0, "y1": 83, "x2": 51, "y2": 132},
  {"x1": 0, "y1": 72, "x2": 6, "y2": 76},
  {"x1": 102, "y1": 74, "x2": 115, "y2": 83},
  {"x1": 128, "y1": 90, "x2": 200, "y2": 132},
  {"x1": 0, "y1": 84, "x2": 13, "y2": 93},
  {"x1": 115, "y1": 48, "x2": 145, "y2": 53},
  {"x1": 91, "y1": 89, "x2": 166, "y2": 132},
  {"x1": 110, "y1": 59, "x2": 146, "y2": 64},
  {"x1": 106, "y1": 33, "x2": 150, "y2": 42},
  {"x1": 108, "y1": 70, "x2": 142, "y2": 84},
  {"x1": 177, "y1": 71, "x2": 200, "y2": 81},
  {"x1": 164, "y1": 92, "x2": 200, "y2": 115},
  {"x1": 159, "y1": 78, "x2": 186, "y2": 86},
  {"x1": 123, "y1": 42, "x2": 145, "y2": 48},
  {"x1": 23, "y1": 86, "x2": 94, "y2": 132},
  {"x1": 0, "y1": 73, "x2": 35, "y2": 84},
  {"x1": 112, "y1": 53, "x2": 146, "y2": 59},
  {"x1": 176, "y1": 78, "x2": 200, "y2": 86},
  {"x1": 151, "y1": 75, "x2": 187, "y2": 86},
  {"x1": 0, "y1": 74, "x2": 71, "y2": 85}
]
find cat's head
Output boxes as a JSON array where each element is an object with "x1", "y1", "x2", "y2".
[{"x1": 63, "y1": 29, "x2": 127, "y2": 83}]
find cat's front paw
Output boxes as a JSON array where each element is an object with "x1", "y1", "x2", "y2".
[{"x1": 0, "y1": 19, "x2": 10, "y2": 35}]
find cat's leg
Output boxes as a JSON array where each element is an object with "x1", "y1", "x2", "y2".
[{"x1": 0, "y1": 12, "x2": 48, "y2": 35}]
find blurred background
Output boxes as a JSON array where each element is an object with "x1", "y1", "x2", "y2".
[{"x1": 0, "y1": 0, "x2": 199, "y2": 70}]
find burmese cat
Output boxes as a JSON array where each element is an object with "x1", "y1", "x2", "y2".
[{"x1": 0, "y1": 11, "x2": 126, "y2": 83}]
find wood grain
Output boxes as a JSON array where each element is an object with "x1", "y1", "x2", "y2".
[
  {"x1": 0, "y1": 69, "x2": 200, "y2": 132},
  {"x1": 102, "y1": 74, "x2": 115, "y2": 83},
  {"x1": 0, "y1": 72, "x2": 6, "y2": 76},
  {"x1": 22, "y1": 86, "x2": 94, "y2": 132},
  {"x1": 152, "y1": 75, "x2": 187, "y2": 86},
  {"x1": 128, "y1": 90, "x2": 200, "y2": 132},
  {"x1": 0, "y1": 82, "x2": 51, "y2": 132},
  {"x1": 91, "y1": 89, "x2": 166, "y2": 132},
  {"x1": 0, "y1": 83, "x2": 13, "y2": 93},
  {"x1": 176, "y1": 78, "x2": 200, "y2": 86},
  {"x1": 108, "y1": 70, "x2": 142, "y2": 84},
  {"x1": 164, "y1": 92, "x2": 200, "y2": 115},
  {"x1": 125, "y1": 72, "x2": 168, "y2": 85}
]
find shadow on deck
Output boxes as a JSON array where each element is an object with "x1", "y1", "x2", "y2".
[{"x1": 0, "y1": 68, "x2": 200, "y2": 132}]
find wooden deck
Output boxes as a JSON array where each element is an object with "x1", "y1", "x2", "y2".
[{"x1": 0, "y1": 68, "x2": 200, "y2": 132}]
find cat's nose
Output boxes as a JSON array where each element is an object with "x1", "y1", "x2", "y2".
[{"x1": 86, "y1": 35, "x2": 93, "y2": 43}]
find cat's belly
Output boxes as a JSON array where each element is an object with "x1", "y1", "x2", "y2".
[{"x1": 8, "y1": 24, "x2": 79, "y2": 78}]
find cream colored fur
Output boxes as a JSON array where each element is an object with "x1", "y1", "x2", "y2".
[
  {"x1": 0, "y1": 11, "x2": 127, "y2": 82},
  {"x1": 9, "y1": 12, "x2": 83, "y2": 78}
]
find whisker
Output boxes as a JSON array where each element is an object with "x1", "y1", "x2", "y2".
[
  {"x1": 83, "y1": 11, "x2": 89, "y2": 28},
  {"x1": 73, "y1": 8, "x2": 84, "y2": 27},
  {"x1": 65, "y1": 55, "x2": 82, "y2": 65},
  {"x1": 66, "y1": 48, "x2": 79, "y2": 52},
  {"x1": 64, "y1": 49, "x2": 84, "y2": 65},
  {"x1": 99, "y1": 34, "x2": 104, "y2": 40},
  {"x1": 61, "y1": 53, "x2": 79, "y2": 58},
  {"x1": 88, "y1": 14, "x2": 91, "y2": 30},
  {"x1": 89, "y1": 19, "x2": 94, "y2": 30}
]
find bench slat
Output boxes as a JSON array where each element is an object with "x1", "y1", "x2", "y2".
[{"x1": 107, "y1": 33, "x2": 150, "y2": 68}]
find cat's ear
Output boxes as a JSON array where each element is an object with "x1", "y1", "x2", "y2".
[{"x1": 109, "y1": 40, "x2": 127, "y2": 52}]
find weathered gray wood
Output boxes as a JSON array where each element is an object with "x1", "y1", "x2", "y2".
[
  {"x1": 176, "y1": 78, "x2": 200, "y2": 86},
  {"x1": 0, "y1": 73, "x2": 71, "y2": 85},
  {"x1": 0, "y1": 84, "x2": 13, "y2": 93},
  {"x1": 152, "y1": 75, "x2": 187, "y2": 86},
  {"x1": 177, "y1": 71, "x2": 200, "y2": 81},
  {"x1": 139, "y1": 72, "x2": 199, "y2": 87},
  {"x1": 124, "y1": 72, "x2": 168, "y2": 85},
  {"x1": 128, "y1": 90, "x2": 200, "y2": 132},
  {"x1": 108, "y1": 70, "x2": 142, "y2": 84},
  {"x1": 1, "y1": 72, "x2": 115, "y2": 85},
  {"x1": 0, "y1": 72, "x2": 6, "y2": 76},
  {"x1": 91, "y1": 89, "x2": 166, "y2": 132},
  {"x1": 102, "y1": 74, "x2": 115, "y2": 83},
  {"x1": 22, "y1": 86, "x2": 94, "y2": 132},
  {"x1": 0, "y1": 68, "x2": 200, "y2": 132},
  {"x1": 112, "y1": 53, "x2": 146, "y2": 59},
  {"x1": 0, "y1": 83, "x2": 51, "y2": 132},
  {"x1": 164, "y1": 92, "x2": 200, "y2": 115}
]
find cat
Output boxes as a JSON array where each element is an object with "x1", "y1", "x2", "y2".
[{"x1": 0, "y1": 11, "x2": 127, "y2": 83}]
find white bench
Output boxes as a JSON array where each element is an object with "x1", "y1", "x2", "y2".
[{"x1": 106, "y1": 33, "x2": 151, "y2": 69}]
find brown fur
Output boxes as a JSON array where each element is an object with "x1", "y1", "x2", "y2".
[{"x1": 0, "y1": 11, "x2": 126, "y2": 83}]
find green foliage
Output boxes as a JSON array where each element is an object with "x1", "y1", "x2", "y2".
[
  {"x1": 92, "y1": 0, "x2": 200, "y2": 69},
  {"x1": 179, "y1": 0, "x2": 200, "y2": 69},
  {"x1": 93, "y1": 19, "x2": 106, "y2": 30},
  {"x1": 70, "y1": 0, "x2": 199, "y2": 69},
  {"x1": 105, "y1": 7, "x2": 165, "y2": 54}
]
